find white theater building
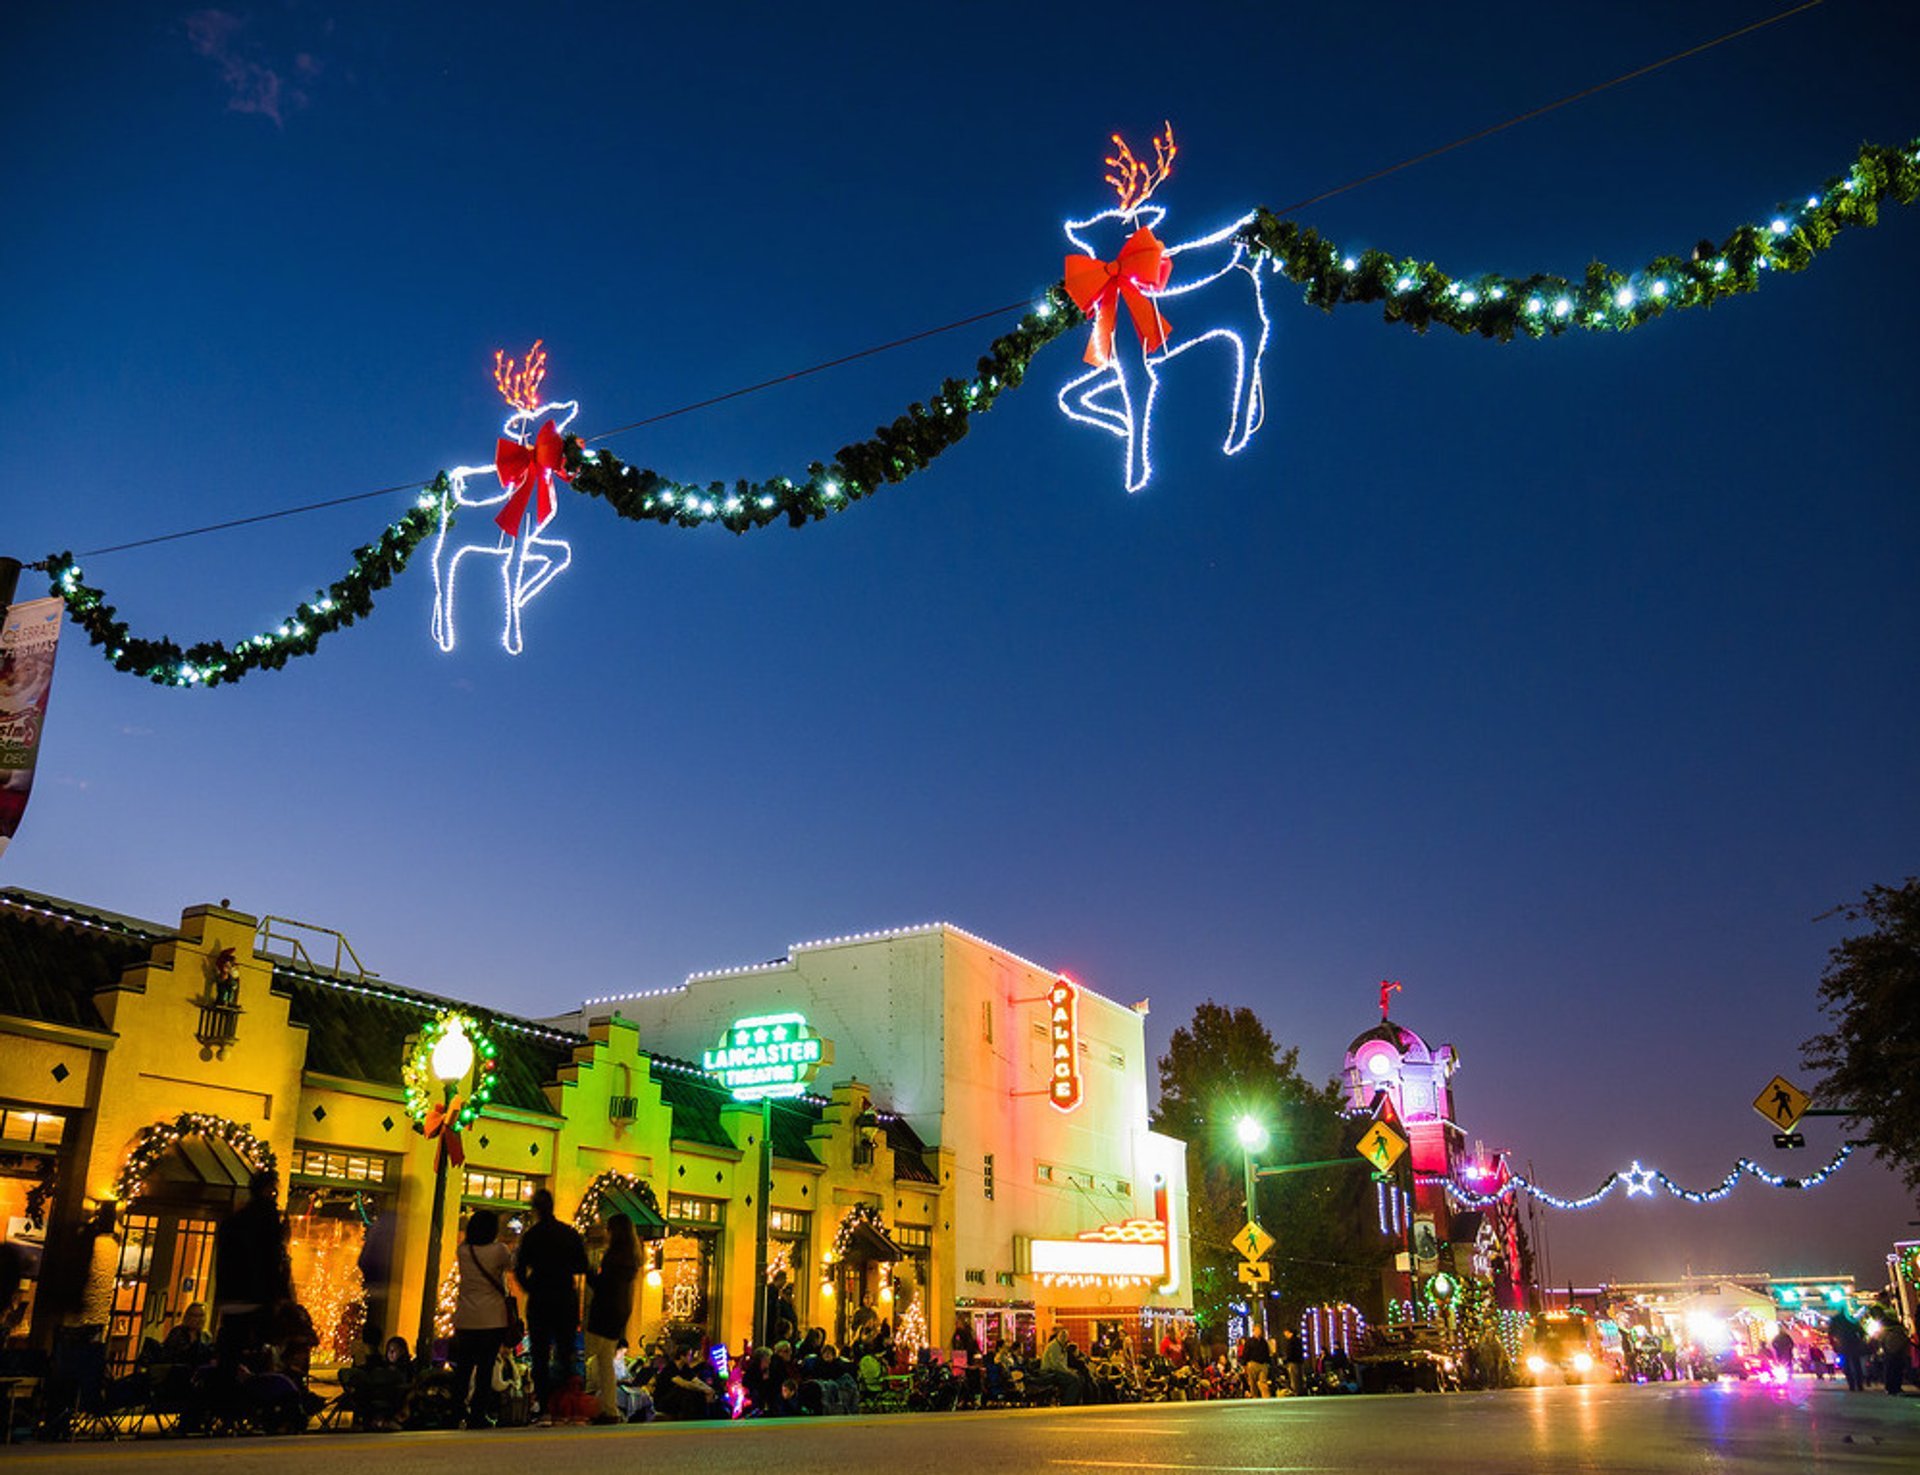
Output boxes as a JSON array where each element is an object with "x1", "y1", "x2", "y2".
[{"x1": 548, "y1": 922, "x2": 1193, "y2": 1351}]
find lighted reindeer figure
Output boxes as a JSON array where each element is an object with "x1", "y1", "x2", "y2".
[
  {"x1": 429, "y1": 341, "x2": 577, "y2": 655},
  {"x1": 1059, "y1": 125, "x2": 1271, "y2": 492}
]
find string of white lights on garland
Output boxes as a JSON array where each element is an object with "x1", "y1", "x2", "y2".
[
  {"x1": 114, "y1": 1111, "x2": 277, "y2": 1205},
  {"x1": 1422, "y1": 1145, "x2": 1853, "y2": 1211},
  {"x1": 37, "y1": 137, "x2": 1918, "y2": 687},
  {"x1": 577, "y1": 1168, "x2": 662, "y2": 1226}
]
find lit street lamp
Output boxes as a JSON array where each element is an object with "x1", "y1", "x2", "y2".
[
  {"x1": 1235, "y1": 1115, "x2": 1269, "y2": 1336},
  {"x1": 415, "y1": 1017, "x2": 475, "y2": 1358}
]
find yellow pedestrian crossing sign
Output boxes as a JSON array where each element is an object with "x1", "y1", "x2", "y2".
[
  {"x1": 1753, "y1": 1075, "x2": 1811, "y2": 1132},
  {"x1": 1231, "y1": 1221, "x2": 1275, "y2": 1262},
  {"x1": 1356, "y1": 1121, "x2": 1408, "y2": 1173}
]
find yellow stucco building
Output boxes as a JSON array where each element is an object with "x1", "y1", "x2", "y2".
[{"x1": 0, "y1": 888, "x2": 1190, "y2": 1368}]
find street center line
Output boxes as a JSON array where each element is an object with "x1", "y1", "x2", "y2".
[{"x1": 1051, "y1": 1463, "x2": 1333, "y2": 1472}]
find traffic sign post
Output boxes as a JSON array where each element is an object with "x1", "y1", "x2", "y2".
[
  {"x1": 1356, "y1": 1121, "x2": 1408, "y2": 1174},
  {"x1": 1231, "y1": 1221, "x2": 1275, "y2": 1263},
  {"x1": 1753, "y1": 1075, "x2": 1812, "y2": 1133}
]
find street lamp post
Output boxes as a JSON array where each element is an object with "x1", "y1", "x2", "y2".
[
  {"x1": 415, "y1": 1020, "x2": 475, "y2": 1359},
  {"x1": 1235, "y1": 1115, "x2": 1269, "y2": 1337},
  {"x1": 752, "y1": 1095, "x2": 772, "y2": 1348}
]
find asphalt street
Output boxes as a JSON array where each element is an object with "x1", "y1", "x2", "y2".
[{"x1": 8, "y1": 1381, "x2": 1915, "y2": 1473}]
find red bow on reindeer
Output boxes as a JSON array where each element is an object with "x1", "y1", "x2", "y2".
[
  {"x1": 422, "y1": 1096, "x2": 467, "y2": 1168},
  {"x1": 1063, "y1": 227, "x2": 1173, "y2": 368},
  {"x1": 493, "y1": 419, "x2": 572, "y2": 537}
]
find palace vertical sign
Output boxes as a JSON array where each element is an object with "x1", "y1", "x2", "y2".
[{"x1": 1047, "y1": 976, "x2": 1082, "y2": 1112}]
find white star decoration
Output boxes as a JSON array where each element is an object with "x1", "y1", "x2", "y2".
[{"x1": 1622, "y1": 1162, "x2": 1658, "y2": 1197}]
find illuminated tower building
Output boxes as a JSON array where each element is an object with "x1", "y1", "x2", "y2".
[
  {"x1": 1343, "y1": 994, "x2": 1528, "y2": 1311},
  {"x1": 1343, "y1": 1014, "x2": 1462, "y2": 1228}
]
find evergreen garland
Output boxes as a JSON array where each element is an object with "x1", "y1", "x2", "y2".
[
  {"x1": 1243, "y1": 139, "x2": 1920, "y2": 340},
  {"x1": 39, "y1": 138, "x2": 1918, "y2": 686},
  {"x1": 402, "y1": 1009, "x2": 499, "y2": 1132},
  {"x1": 577, "y1": 1168, "x2": 663, "y2": 1226},
  {"x1": 115, "y1": 1111, "x2": 277, "y2": 1204},
  {"x1": 563, "y1": 286, "x2": 1080, "y2": 532},
  {"x1": 826, "y1": 1201, "x2": 891, "y2": 1263},
  {"x1": 44, "y1": 483, "x2": 445, "y2": 688}
]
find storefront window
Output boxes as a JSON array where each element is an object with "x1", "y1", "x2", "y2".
[
  {"x1": 289, "y1": 1147, "x2": 388, "y2": 1184},
  {"x1": 463, "y1": 1167, "x2": 539, "y2": 1206},
  {"x1": 286, "y1": 1183, "x2": 384, "y2": 1366},
  {"x1": 0, "y1": 1145, "x2": 54, "y2": 1333},
  {"x1": 0, "y1": 1108, "x2": 66, "y2": 1146},
  {"x1": 108, "y1": 1209, "x2": 219, "y2": 1372},
  {"x1": 662, "y1": 1196, "x2": 725, "y2": 1345},
  {"x1": 769, "y1": 1207, "x2": 810, "y2": 1331}
]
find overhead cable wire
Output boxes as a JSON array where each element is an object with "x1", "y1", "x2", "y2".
[{"x1": 61, "y1": 0, "x2": 1825, "y2": 563}]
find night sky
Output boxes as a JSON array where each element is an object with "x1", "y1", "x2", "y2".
[{"x1": 4, "y1": 2, "x2": 1915, "y2": 1286}]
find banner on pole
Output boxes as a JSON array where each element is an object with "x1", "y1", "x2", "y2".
[{"x1": 0, "y1": 598, "x2": 63, "y2": 856}]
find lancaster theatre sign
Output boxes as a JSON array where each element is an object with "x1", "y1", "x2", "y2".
[{"x1": 701, "y1": 1012, "x2": 829, "y2": 1101}]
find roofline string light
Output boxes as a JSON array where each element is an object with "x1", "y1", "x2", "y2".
[
  {"x1": 1422, "y1": 1146, "x2": 1854, "y2": 1211},
  {"x1": 38, "y1": 138, "x2": 1920, "y2": 685},
  {"x1": 582, "y1": 919, "x2": 1122, "y2": 1011}
]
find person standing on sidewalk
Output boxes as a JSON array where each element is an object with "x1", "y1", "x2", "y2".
[
  {"x1": 515, "y1": 1189, "x2": 588, "y2": 1423},
  {"x1": 1283, "y1": 1327, "x2": 1307, "y2": 1394},
  {"x1": 583, "y1": 1213, "x2": 640, "y2": 1424},
  {"x1": 1240, "y1": 1329, "x2": 1272, "y2": 1398},
  {"x1": 1828, "y1": 1308, "x2": 1868, "y2": 1392},
  {"x1": 213, "y1": 1169, "x2": 293, "y2": 1374},
  {"x1": 1876, "y1": 1311, "x2": 1911, "y2": 1396},
  {"x1": 451, "y1": 1209, "x2": 517, "y2": 1428}
]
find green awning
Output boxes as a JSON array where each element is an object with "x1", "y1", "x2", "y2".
[
  {"x1": 597, "y1": 1182, "x2": 668, "y2": 1240},
  {"x1": 845, "y1": 1218, "x2": 906, "y2": 1262}
]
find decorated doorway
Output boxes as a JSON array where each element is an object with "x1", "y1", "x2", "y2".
[
  {"x1": 106, "y1": 1113, "x2": 276, "y2": 1371},
  {"x1": 824, "y1": 1204, "x2": 905, "y2": 1350}
]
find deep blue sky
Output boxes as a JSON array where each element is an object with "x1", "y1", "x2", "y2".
[{"x1": 4, "y1": 2, "x2": 1915, "y2": 1284}]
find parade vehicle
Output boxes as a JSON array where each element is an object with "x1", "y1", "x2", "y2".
[
  {"x1": 1352, "y1": 1326, "x2": 1461, "y2": 1393},
  {"x1": 1524, "y1": 1311, "x2": 1620, "y2": 1384}
]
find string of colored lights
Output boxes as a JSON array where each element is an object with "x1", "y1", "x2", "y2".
[
  {"x1": 1422, "y1": 1146, "x2": 1853, "y2": 1211},
  {"x1": 37, "y1": 137, "x2": 1920, "y2": 686}
]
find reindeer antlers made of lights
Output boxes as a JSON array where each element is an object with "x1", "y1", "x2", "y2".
[
  {"x1": 1106, "y1": 123, "x2": 1177, "y2": 216},
  {"x1": 494, "y1": 339, "x2": 550, "y2": 416}
]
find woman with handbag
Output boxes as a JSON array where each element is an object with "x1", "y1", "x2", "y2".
[{"x1": 451, "y1": 1209, "x2": 521, "y2": 1429}]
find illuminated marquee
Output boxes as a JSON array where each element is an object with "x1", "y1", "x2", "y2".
[
  {"x1": 702, "y1": 1012, "x2": 829, "y2": 1102},
  {"x1": 1047, "y1": 975, "x2": 1082, "y2": 1112},
  {"x1": 1027, "y1": 1218, "x2": 1169, "y2": 1287}
]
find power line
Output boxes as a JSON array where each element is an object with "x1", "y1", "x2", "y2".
[
  {"x1": 1269, "y1": 0, "x2": 1825, "y2": 217},
  {"x1": 61, "y1": 0, "x2": 1823, "y2": 564},
  {"x1": 71, "y1": 481, "x2": 430, "y2": 560}
]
